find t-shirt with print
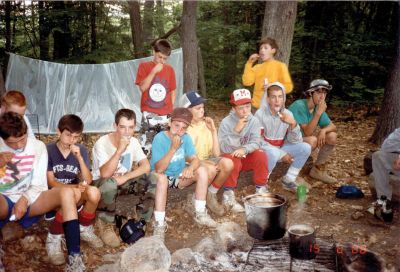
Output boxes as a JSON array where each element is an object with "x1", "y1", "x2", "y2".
[
  {"x1": 288, "y1": 99, "x2": 331, "y2": 135},
  {"x1": 0, "y1": 137, "x2": 48, "y2": 204},
  {"x1": 47, "y1": 142, "x2": 91, "y2": 185},
  {"x1": 187, "y1": 121, "x2": 213, "y2": 161},
  {"x1": 150, "y1": 132, "x2": 196, "y2": 178},
  {"x1": 135, "y1": 61, "x2": 176, "y2": 115},
  {"x1": 92, "y1": 134, "x2": 147, "y2": 180}
]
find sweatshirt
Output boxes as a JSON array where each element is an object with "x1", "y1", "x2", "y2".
[
  {"x1": 255, "y1": 89, "x2": 302, "y2": 147},
  {"x1": 381, "y1": 128, "x2": 400, "y2": 154},
  {"x1": 0, "y1": 137, "x2": 48, "y2": 204},
  {"x1": 242, "y1": 59, "x2": 293, "y2": 109},
  {"x1": 218, "y1": 111, "x2": 261, "y2": 154}
]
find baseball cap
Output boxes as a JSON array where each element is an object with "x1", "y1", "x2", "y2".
[
  {"x1": 230, "y1": 89, "x2": 252, "y2": 106},
  {"x1": 305, "y1": 79, "x2": 332, "y2": 94},
  {"x1": 180, "y1": 91, "x2": 206, "y2": 108},
  {"x1": 170, "y1": 107, "x2": 193, "y2": 125}
]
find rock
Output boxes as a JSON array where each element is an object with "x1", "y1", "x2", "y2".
[
  {"x1": 102, "y1": 253, "x2": 122, "y2": 264},
  {"x1": 214, "y1": 222, "x2": 253, "y2": 252},
  {"x1": 368, "y1": 233, "x2": 377, "y2": 246},
  {"x1": 95, "y1": 264, "x2": 119, "y2": 272},
  {"x1": 171, "y1": 248, "x2": 196, "y2": 265},
  {"x1": 368, "y1": 172, "x2": 400, "y2": 203},
  {"x1": 119, "y1": 236, "x2": 171, "y2": 272},
  {"x1": 20, "y1": 235, "x2": 42, "y2": 251},
  {"x1": 351, "y1": 211, "x2": 364, "y2": 220},
  {"x1": 350, "y1": 205, "x2": 364, "y2": 211},
  {"x1": 192, "y1": 237, "x2": 221, "y2": 260}
]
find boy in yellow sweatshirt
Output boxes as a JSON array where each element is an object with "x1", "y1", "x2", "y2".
[{"x1": 242, "y1": 37, "x2": 293, "y2": 109}]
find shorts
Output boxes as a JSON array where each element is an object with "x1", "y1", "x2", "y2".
[
  {"x1": 167, "y1": 175, "x2": 182, "y2": 189},
  {"x1": 44, "y1": 204, "x2": 84, "y2": 221},
  {"x1": 0, "y1": 195, "x2": 41, "y2": 229}
]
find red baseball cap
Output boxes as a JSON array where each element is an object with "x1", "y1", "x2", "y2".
[{"x1": 230, "y1": 89, "x2": 252, "y2": 106}]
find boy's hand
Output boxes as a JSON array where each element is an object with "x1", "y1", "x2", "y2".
[
  {"x1": 316, "y1": 99, "x2": 327, "y2": 116},
  {"x1": 393, "y1": 156, "x2": 400, "y2": 171},
  {"x1": 317, "y1": 129, "x2": 327, "y2": 148},
  {"x1": 231, "y1": 148, "x2": 246, "y2": 158},
  {"x1": 281, "y1": 154, "x2": 294, "y2": 164},
  {"x1": 77, "y1": 180, "x2": 88, "y2": 193},
  {"x1": 171, "y1": 135, "x2": 182, "y2": 152},
  {"x1": 204, "y1": 117, "x2": 216, "y2": 132},
  {"x1": 70, "y1": 145, "x2": 82, "y2": 159},
  {"x1": 181, "y1": 166, "x2": 194, "y2": 179},
  {"x1": 153, "y1": 63, "x2": 163, "y2": 74},
  {"x1": 248, "y1": 54, "x2": 259, "y2": 63},
  {"x1": 279, "y1": 112, "x2": 296, "y2": 128},
  {"x1": 234, "y1": 116, "x2": 248, "y2": 133},
  {"x1": 12, "y1": 196, "x2": 28, "y2": 220},
  {"x1": 0, "y1": 151, "x2": 13, "y2": 168},
  {"x1": 117, "y1": 136, "x2": 130, "y2": 154}
]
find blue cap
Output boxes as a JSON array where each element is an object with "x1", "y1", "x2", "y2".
[{"x1": 181, "y1": 91, "x2": 207, "y2": 108}]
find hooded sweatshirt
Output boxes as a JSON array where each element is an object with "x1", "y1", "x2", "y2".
[
  {"x1": 381, "y1": 127, "x2": 400, "y2": 154},
  {"x1": 255, "y1": 86, "x2": 302, "y2": 147},
  {"x1": 218, "y1": 111, "x2": 261, "y2": 154}
]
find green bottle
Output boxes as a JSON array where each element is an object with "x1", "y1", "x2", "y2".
[{"x1": 296, "y1": 184, "x2": 307, "y2": 203}]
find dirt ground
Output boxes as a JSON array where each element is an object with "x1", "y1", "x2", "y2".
[{"x1": 1, "y1": 101, "x2": 399, "y2": 271}]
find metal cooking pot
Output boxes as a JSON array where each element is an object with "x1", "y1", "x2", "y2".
[
  {"x1": 288, "y1": 224, "x2": 316, "y2": 259},
  {"x1": 243, "y1": 193, "x2": 287, "y2": 240}
]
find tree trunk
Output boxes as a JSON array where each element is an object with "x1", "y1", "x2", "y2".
[
  {"x1": 128, "y1": 0, "x2": 144, "y2": 58},
  {"x1": 5, "y1": 1, "x2": 11, "y2": 52},
  {"x1": 262, "y1": 1, "x2": 297, "y2": 65},
  {"x1": 52, "y1": 2, "x2": 71, "y2": 59},
  {"x1": 0, "y1": 66, "x2": 5, "y2": 97},
  {"x1": 197, "y1": 46, "x2": 206, "y2": 97},
  {"x1": 91, "y1": 2, "x2": 97, "y2": 51},
  {"x1": 181, "y1": 0, "x2": 198, "y2": 92},
  {"x1": 370, "y1": 2, "x2": 400, "y2": 145},
  {"x1": 143, "y1": 0, "x2": 154, "y2": 43}
]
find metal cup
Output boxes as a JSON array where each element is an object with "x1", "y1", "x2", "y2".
[{"x1": 296, "y1": 184, "x2": 307, "y2": 203}]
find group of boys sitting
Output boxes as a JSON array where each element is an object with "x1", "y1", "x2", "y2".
[{"x1": 0, "y1": 78, "x2": 337, "y2": 271}]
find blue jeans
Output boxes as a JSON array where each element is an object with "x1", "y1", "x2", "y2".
[{"x1": 261, "y1": 142, "x2": 311, "y2": 173}]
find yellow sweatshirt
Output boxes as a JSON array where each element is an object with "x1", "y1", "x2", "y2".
[{"x1": 242, "y1": 59, "x2": 293, "y2": 109}]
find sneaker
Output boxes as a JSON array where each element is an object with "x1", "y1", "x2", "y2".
[
  {"x1": 194, "y1": 210, "x2": 218, "y2": 228},
  {"x1": 95, "y1": 219, "x2": 121, "y2": 248},
  {"x1": 309, "y1": 165, "x2": 336, "y2": 184},
  {"x1": 152, "y1": 221, "x2": 167, "y2": 242},
  {"x1": 65, "y1": 254, "x2": 85, "y2": 272},
  {"x1": 255, "y1": 185, "x2": 269, "y2": 194},
  {"x1": 368, "y1": 197, "x2": 394, "y2": 223},
  {"x1": 206, "y1": 192, "x2": 225, "y2": 216},
  {"x1": 282, "y1": 176, "x2": 298, "y2": 192},
  {"x1": 80, "y1": 225, "x2": 104, "y2": 248},
  {"x1": 46, "y1": 233, "x2": 66, "y2": 265},
  {"x1": 222, "y1": 190, "x2": 245, "y2": 213}
]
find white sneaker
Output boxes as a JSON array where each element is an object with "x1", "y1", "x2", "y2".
[
  {"x1": 79, "y1": 225, "x2": 104, "y2": 248},
  {"x1": 194, "y1": 210, "x2": 218, "y2": 228},
  {"x1": 153, "y1": 221, "x2": 167, "y2": 242},
  {"x1": 65, "y1": 254, "x2": 85, "y2": 272},
  {"x1": 255, "y1": 186, "x2": 269, "y2": 194},
  {"x1": 223, "y1": 190, "x2": 245, "y2": 213},
  {"x1": 46, "y1": 233, "x2": 66, "y2": 265},
  {"x1": 282, "y1": 176, "x2": 298, "y2": 192}
]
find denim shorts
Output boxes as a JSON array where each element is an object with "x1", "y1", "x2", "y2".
[{"x1": 0, "y1": 195, "x2": 41, "y2": 229}]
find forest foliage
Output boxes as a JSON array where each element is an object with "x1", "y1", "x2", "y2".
[{"x1": 0, "y1": 1, "x2": 397, "y2": 106}]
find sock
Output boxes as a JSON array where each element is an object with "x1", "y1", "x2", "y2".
[
  {"x1": 49, "y1": 212, "x2": 64, "y2": 235},
  {"x1": 195, "y1": 199, "x2": 206, "y2": 213},
  {"x1": 154, "y1": 211, "x2": 165, "y2": 226},
  {"x1": 63, "y1": 219, "x2": 80, "y2": 256},
  {"x1": 208, "y1": 183, "x2": 220, "y2": 194},
  {"x1": 315, "y1": 144, "x2": 335, "y2": 165},
  {"x1": 78, "y1": 210, "x2": 96, "y2": 227},
  {"x1": 285, "y1": 166, "x2": 301, "y2": 182}
]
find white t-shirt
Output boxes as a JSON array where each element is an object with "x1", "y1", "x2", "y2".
[
  {"x1": 0, "y1": 137, "x2": 48, "y2": 204},
  {"x1": 92, "y1": 134, "x2": 146, "y2": 180}
]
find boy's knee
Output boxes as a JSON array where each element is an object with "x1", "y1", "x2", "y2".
[
  {"x1": 305, "y1": 136, "x2": 318, "y2": 150},
  {"x1": 60, "y1": 187, "x2": 80, "y2": 204},
  {"x1": 86, "y1": 186, "x2": 101, "y2": 203},
  {"x1": 220, "y1": 158, "x2": 234, "y2": 172},
  {"x1": 154, "y1": 173, "x2": 168, "y2": 187},
  {"x1": 195, "y1": 166, "x2": 208, "y2": 180},
  {"x1": 326, "y1": 132, "x2": 337, "y2": 145},
  {"x1": 301, "y1": 142, "x2": 312, "y2": 156}
]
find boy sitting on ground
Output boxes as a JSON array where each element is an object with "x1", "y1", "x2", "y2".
[
  {"x1": 151, "y1": 108, "x2": 217, "y2": 242},
  {"x1": 218, "y1": 89, "x2": 269, "y2": 213},
  {"x1": 45, "y1": 114, "x2": 103, "y2": 265},
  {"x1": 92, "y1": 109, "x2": 151, "y2": 248},
  {"x1": 255, "y1": 82, "x2": 311, "y2": 192},
  {"x1": 179, "y1": 91, "x2": 233, "y2": 216},
  {"x1": 0, "y1": 112, "x2": 85, "y2": 270}
]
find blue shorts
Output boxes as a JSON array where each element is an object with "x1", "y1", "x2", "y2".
[{"x1": 0, "y1": 195, "x2": 41, "y2": 229}]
